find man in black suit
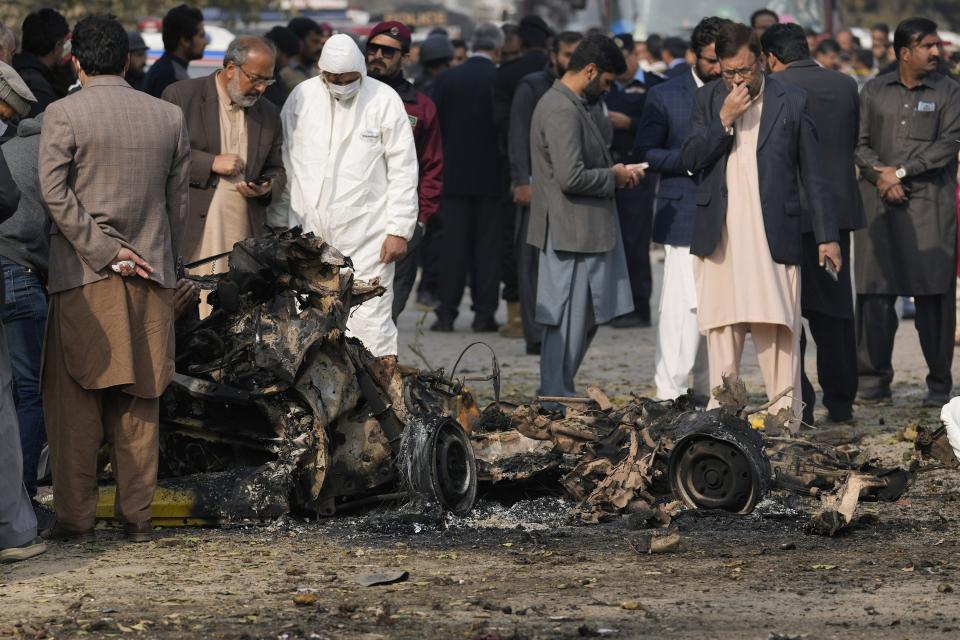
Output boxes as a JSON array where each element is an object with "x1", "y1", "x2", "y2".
[
  {"x1": 763, "y1": 23, "x2": 865, "y2": 424},
  {"x1": 681, "y1": 22, "x2": 840, "y2": 424},
  {"x1": 604, "y1": 34, "x2": 664, "y2": 328},
  {"x1": 493, "y1": 16, "x2": 553, "y2": 339},
  {"x1": 431, "y1": 23, "x2": 505, "y2": 333}
]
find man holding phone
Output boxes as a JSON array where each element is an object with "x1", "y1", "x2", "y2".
[
  {"x1": 528, "y1": 35, "x2": 644, "y2": 401},
  {"x1": 162, "y1": 35, "x2": 285, "y2": 316},
  {"x1": 681, "y1": 22, "x2": 839, "y2": 427}
]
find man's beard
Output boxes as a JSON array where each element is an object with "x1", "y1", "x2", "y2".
[
  {"x1": 556, "y1": 63, "x2": 567, "y2": 77},
  {"x1": 228, "y1": 72, "x2": 259, "y2": 108},
  {"x1": 368, "y1": 60, "x2": 399, "y2": 81},
  {"x1": 694, "y1": 63, "x2": 720, "y2": 84},
  {"x1": 583, "y1": 75, "x2": 605, "y2": 105}
]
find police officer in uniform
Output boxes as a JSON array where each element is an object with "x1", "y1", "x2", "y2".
[{"x1": 604, "y1": 34, "x2": 664, "y2": 328}]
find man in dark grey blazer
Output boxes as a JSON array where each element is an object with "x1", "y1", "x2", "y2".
[
  {"x1": 527, "y1": 35, "x2": 644, "y2": 400},
  {"x1": 681, "y1": 22, "x2": 840, "y2": 423},
  {"x1": 764, "y1": 23, "x2": 865, "y2": 425}
]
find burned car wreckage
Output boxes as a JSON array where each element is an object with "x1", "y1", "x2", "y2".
[{"x1": 129, "y1": 230, "x2": 953, "y2": 537}]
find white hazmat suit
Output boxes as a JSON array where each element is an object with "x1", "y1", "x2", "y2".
[{"x1": 271, "y1": 34, "x2": 419, "y2": 357}]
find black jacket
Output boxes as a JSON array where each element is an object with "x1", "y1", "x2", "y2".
[
  {"x1": 493, "y1": 50, "x2": 549, "y2": 141},
  {"x1": 144, "y1": 53, "x2": 189, "y2": 99},
  {"x1": 772, "y1": 59, "x2": 865, "y2": 232},
  {"x1": 12, "y1": 53, "x2": 56, "y2": 117},
  {"x1": 431, "y1": 56, "x2": 501, "y2": 196},
  {"x1": 681, "y1": 76, "x2": 837, "y2": 265}
]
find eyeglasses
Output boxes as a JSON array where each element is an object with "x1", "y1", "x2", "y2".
[
  {"x1": 366, "y1": 42, "x2": 401, "y2": 59},
  {"x1": 720, "y1": 62, "x2": 758, "y2": 79},
  {"x1": 237, "y1": 65, "x2": 275, "y2": 87}
]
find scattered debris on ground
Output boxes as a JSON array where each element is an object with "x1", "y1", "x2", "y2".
[{"x1": 76, "y1": 232, "x2": 952, "y2": 547}]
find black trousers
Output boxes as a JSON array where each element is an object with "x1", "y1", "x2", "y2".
[
  {"x1": 515, "y1": 205, "x2": 542, "y2": 347},
  {"x1": 391, "y1": 223, "x2": 423, "y2": 321},
  {"x1": 436, "y1": 195, "x2": 502, "y2": 323},
  {"x1": 856, "y1": 284, "x2": 956, "y2": 395},
  {"x1": 500, "y1": 193, "x2": 519, "y2": 302},
  {"x1": 799, "y1": 231, "x2": 857, "y2": 423},
  {"x1": 615, "y1": 180, "x2": 655, "y2": 320},
  {"x1": 416, "y1": 217, "x2": 442, "y2": 299},
  {"x1": 800, "y1": 314, "x2": 858, "y2": 423}
]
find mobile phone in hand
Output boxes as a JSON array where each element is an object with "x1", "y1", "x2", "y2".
[
  {"x1": 250, "y1": 175, "x2": 271, "y2": 186},
  {"x1": 824, "y1": 259, "x2": 838, "y2": 282}
]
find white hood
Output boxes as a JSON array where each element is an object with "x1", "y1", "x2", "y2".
[{"x1": 318, "y1": 34, "x2": 367, "y2": 77}]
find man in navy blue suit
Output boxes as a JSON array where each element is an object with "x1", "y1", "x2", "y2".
[
  {"x1": 635, "y1": 17, "x2": 730, "y2": 401},
  {"x1": 603, "y1": 34, "x2": 664, "y2": 328},
  {"x1": 431, "y1": 23, "x2": 505, "y2": 333}
]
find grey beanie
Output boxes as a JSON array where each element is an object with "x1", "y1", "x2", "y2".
[
  {"x1": 420, "y1": 35, "x2": 454, "y2": 64},
  {"x1": 0, "y1": 61, "x2": 36, "y2": 117}
]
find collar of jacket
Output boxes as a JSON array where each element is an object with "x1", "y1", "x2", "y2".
[
  {"x1": 13, "y1": 52, "x2": 54, "y2": 81},
  {"x1": 83, "y1": 75, "x2": 131, "y2": 89},
  {"x1": 380, "y1": 72, "x2": 418, "y2": 102},
  {"x1": 785, "y1": 59, "x2": 820, "y2": 70},
  {"x1": 552, "y1": 78, "x2": 590, "y2": 107},
  {"x1": 163, "y1": 52, "x2": 190, "y2": 69}
]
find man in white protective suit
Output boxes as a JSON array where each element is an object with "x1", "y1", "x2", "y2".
[{"x1": 271, "y1": 34, "x2": 418, "y2": 370}]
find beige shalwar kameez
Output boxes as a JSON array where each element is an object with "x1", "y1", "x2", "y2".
[
  {"x1": 693, "y1": 86, "x2": 802, "y2": 417},
  {"x1": 189, "y1": 74, "x2": 253, "y2": 316}
]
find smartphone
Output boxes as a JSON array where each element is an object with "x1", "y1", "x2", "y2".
[
  {"x1": 824, "y1": 259, "x2": 838, "y2": 282},
  {"x1": 250, "y1": 175, "x2": 271, "y2": 186},
  {"x1": 626, "y1": 162, "x2": 649, "y2": 173}
]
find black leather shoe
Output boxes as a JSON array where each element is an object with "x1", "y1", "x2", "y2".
[
  {"x1": 415, "y1": 290, "x2": 440, "y2": 310},
  {"x1": 124, "y1": 520, "x2": 153, "y2": 543},
  {"x1": 40, "y1": 523, "x2": 94, "y2": 541},
  {"x1": 610, "y1": 311, "x2": 651, "y2": 329},
  {"x1": 924, "y1": 391, "x2": 951, "y2": 408},
  {"x1": 857, "y1": 387, "x2": 892, "y2": 404},
  {"x1": 430, "y1": 318, "x2": 454, "y2": 332},
  {"x1": 525, "y1": 342, "x2": 541, "y2": 355},
  {"x1": 471, "y1": 317, "x2": 499, "y2": 333}
]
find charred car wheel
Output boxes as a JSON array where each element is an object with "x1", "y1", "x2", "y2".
[
  {"x1": 399, "y1": 416, "x2": 477, "y2": 515},
  {"x1": 668, "y1": 413, "x2": 770, "y2": 514}
]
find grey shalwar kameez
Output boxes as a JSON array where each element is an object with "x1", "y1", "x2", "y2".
[
  {"x1": 527, "y1": 81, "x2": 633, "y2": 398},
  {"x1": 854, "y1": 70, "x2": 960, "y2": 396},
  {"x1": 536, "y1": 216, "x2": 633, "y2": 397}
]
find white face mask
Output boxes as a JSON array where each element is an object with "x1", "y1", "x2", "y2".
[{"x1": 326, "y1": 78, "x2": 361, "y2": 100}]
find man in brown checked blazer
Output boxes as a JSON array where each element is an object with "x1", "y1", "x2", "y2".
[
  {"x1": 162, "y1": 34, "x2": 284, "y2": 302},
  {"x1": 38, "y1": 15, "x2": 190, "y2": 543}
]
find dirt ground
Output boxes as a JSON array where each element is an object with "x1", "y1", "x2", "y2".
[{"x1": 3, "y1": 255, "x2": 960, "y2": 640}]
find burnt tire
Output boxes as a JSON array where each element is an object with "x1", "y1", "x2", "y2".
[
  {"x1": 667, "y1": 411, "x2": 770, "y2": 515},
  {"x1": 398, "y1": 416, "x2": 477, "y2": 515}
]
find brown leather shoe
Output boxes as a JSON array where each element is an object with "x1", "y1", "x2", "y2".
[
  {"x1": 40, "y1": 523, "x2": 94, "y2": 541},
  {"x1": 124, "y1": 520, "x2": 153, "y2": 543}
]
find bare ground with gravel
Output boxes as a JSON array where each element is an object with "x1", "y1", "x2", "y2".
[{"x1": 3, "y1": 257, "x2": 960, "y2": 640}]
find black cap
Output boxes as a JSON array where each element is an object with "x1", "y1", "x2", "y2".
[{"x1": 613, "y1": 33, "x2": 635, "y2": 52}]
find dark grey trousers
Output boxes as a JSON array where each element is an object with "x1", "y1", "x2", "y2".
[{"x1": 0, "y1": 322, "x2": 38, "y2": 548}]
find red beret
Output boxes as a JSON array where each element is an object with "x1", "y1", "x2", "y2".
[{"x1": 368, "y1": 21, "x2": 412, "y2": 52}]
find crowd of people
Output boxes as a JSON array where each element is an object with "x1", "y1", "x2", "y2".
[{"x1": 0, "y1": 6, "x2": 957, "y2": 571}]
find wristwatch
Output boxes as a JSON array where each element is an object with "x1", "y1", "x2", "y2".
[{"x1": 895, "y1": 166, "x2": 907, "y2": 180}]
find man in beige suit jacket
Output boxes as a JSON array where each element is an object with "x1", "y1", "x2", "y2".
[{"x1": 38, "y1": 15, "x2": 190, "y2": 543}]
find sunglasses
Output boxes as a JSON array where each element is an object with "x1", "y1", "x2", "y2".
[{"x1": 366, "y1": 42, "x2": 402, "y2": 59}]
